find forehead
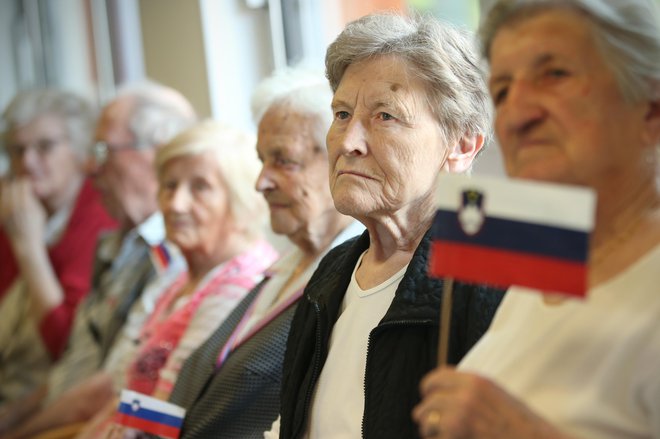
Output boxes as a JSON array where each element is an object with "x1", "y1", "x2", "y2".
[
  {"x1": 160, "y1": 150, "x2": 222, "y2": 180},
  {"x1": 11, "y1": 114, "x2": 66, "y2": 141},
  {"x1": 334, "y1": 55, "x2": 424, "y2": 98},
  {"x1": 490, "y1": 9, "x2": 602, "y2": 73},
  {"x1": 256, "y1": 105, "x2": 319, "y2": 155},
  {"x1": 96, "y1": 97, "x2": 135, "y2": 141}
]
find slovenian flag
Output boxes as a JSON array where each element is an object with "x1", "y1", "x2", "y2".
[
  {"x1": 116, "y1": 390, "x2": 185, "y2": 438},
  {"x1": 429, "y1": 174, "x2": 596, "y2": 297},
  {"x1": 150, "y1": 242, "x2": 172, "y2": 274}
]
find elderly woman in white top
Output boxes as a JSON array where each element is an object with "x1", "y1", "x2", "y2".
[{"x1": 415, "y1": 1, "x2": 660, "y2": 438}]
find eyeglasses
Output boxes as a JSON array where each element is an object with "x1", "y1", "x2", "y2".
[
  {"x1": 92, "y1": 141, "x2": 136, "y2": 166},
  {"x1": 6, "y1": 137, "x2": 67, "y2": 158}
]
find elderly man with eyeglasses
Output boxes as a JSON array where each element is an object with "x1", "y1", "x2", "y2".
[{"x1": 0, "y1": 81, "x2": 196, "y2": 437}]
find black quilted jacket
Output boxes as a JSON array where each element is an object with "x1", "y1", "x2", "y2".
[{"x1": 279, "y1": 229, "x2": 506, "y2": 439}]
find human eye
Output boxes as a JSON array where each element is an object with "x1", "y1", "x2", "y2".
[
  {"x1": 334, "y1": 110, "x2": 350, "y2": 120},
  {"x1": 545, "y1": 67, "x2": 569, "y2": 78},
  {"x1": 35, "y1": 139, "x2": 58, "y2": 154},
  {"x1": 491, "y1": 86, "x2": 509, "y2": 106},
  {"x1": 274, "y1": 156, "x2": 296, "y2": 167},
  {"x1": 159, "y1": 179, "x2": 177, "y2": 193},
  {"x1": 192, "y1": 177, "x2": 212, "y2": 192},
  {"x1": 377, "y1": 112, "x2": 396, "y2": 121},
  {"x1": 6, "y1": 144, "x2": 26, "y2": 157}
]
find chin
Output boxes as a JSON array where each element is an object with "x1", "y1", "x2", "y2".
[{"x1": 334, "y1": 199, "x2": 367, "y2": 218}]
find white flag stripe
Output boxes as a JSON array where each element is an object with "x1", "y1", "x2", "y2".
[
  {"x1": 435, "y1": 174, "x2": 596, "y2": 231},
  {"x1": 120, "y1": 389, "x2": 186, "y2": 418}
]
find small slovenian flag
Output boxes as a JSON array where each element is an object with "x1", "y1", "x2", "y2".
[
  {"x1": 150, "y1": 242, "x2": 172, "y2": 274},
  {"x1": 429, "y1": 174, "x2": 596, "y2": 297},
  {"x1": 116, "y1": 389, "x2": 185, "y2": 439}
]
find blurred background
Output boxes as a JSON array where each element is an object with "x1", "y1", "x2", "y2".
[{"x1": 0, "y1": 0, "x2": 503, "y2": 176}]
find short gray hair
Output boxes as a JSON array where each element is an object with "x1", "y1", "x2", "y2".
[
  {"x1": 155, "y1": 120, "x2": 266, "y2": 240},
  {"x1": 480, "y1": 0, "x2": 660, "y2": 102},
  {"x1": 115, "y1": 80, "x2": 198, "y2": 149},
  {"x1": 2, "y1": 88, "x2": 95, "y2": 160},
  {"x1": 326, "y1": 13, "x2": 492, "y2": 145},
  {"x1": 251, "y1": 67, "x2": 333, "y2": 151}
]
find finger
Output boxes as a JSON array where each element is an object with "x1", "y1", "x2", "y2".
[
  {"x1": 413, "y1": 391, "x2": 451, "y2": 423},
  {"x1": 419, "y1": 366, "x2": 460, "y2": 396},
  {"x1": 420, "y1": 410, "x2": 443, "y2": 438}
]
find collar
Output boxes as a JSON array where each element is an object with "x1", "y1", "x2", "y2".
[
  {"x1": 136, "y1": 212, "x2": 166, "y2": 247},
  {"x1": 96, "y1": 212, "x2": 166, "y2": 266},
  {"x1": 265, "y1": 220, "x2": 365, "y2": 278}
]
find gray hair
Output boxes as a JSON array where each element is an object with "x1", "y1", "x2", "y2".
[
  {"x1": 251, "y1": 67, "x2": 333, "y2": 151},
  {"x1": 326, "y1": 13, "x2": 492, "y2": 145},
  {"x1": 115, "y1": 80, "x2": 198, "y2": 149},
  {"x1": 2, "y1": 88, "x2": 95, "y2": 160},
  {"x1": 480, "y1": 0, "x2": 660, "y2": 102},
  {"x1": 155, "y1": 120, "x2": 266, "y2": 241}
]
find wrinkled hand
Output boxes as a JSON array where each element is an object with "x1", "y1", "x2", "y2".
[
  {"x1": 412, "y1": 367, "x2": 569, "y2": 439},
  {"x1": 0, "y1": 178, "x2": 47, "y2": 252}
]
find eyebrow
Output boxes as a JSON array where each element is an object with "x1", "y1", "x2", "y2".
[{"x1": 490, "y1": 53, "x2": 557, "y2": 87}]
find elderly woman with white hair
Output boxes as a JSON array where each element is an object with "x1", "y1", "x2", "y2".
[
  {"x1": 0, "y1": 89, "x2": 116, "y2": 403},
  {"x1": 271, "y1": 13, "x2": 505, "y2": 439},
  {"x1": 415, "y1": 1, "x2": 660, "y2": 438},
  {"x1": 160, "y1": 68, "x2": 363, "y2": 439}
]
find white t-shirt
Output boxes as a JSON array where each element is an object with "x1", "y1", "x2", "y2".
[
  {"x1": 306, "y1": 252, "x2": 407, "y2": 439},
  {"x1": 459, "y1": 243, "x2": 660, "y2": 439}
]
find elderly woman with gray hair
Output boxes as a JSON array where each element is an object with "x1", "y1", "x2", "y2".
[
  {"x1": 270, "y1": 13, "x2": 505, "y2": 439},
  {"x1": 0, "y1": 89, "x2": 116, "y2": 403},
  {"x1": 415, "y1": 1, "x2": 660, "y2": 438}
]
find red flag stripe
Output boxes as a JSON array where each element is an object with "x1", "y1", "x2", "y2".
[
  {"x1": 115, "y1": 413, "x2": 181, "y2": 439},
  {"x1": 430, "y1": 241, "x2": 587, "y2": 297}
]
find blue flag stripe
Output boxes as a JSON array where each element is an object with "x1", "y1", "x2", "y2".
[
  {"x1": 432, "y1": 209, "x2": 588, "y2": 262},
  {"x1": 117, "y1": 402, "x2": 183, "y2": 428}
]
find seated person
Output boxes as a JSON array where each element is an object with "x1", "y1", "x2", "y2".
[
  {"x1": 268, "y1": 13, "x2": 505, "y2": 439},
  {"x1": 415, "y1": 1, "x2": 660, "y2": 438},
  {"x1": 0, "y1": 80, "x2": 196, "y2": 437},
  {"x1": 69, "y1": 120, "x2": 279, "y2": 439},
  {"x1": 0, "y1": 88, "x2": 116, "y2": 403},
  {"x1": 164, "y1": 68, "x2": 363, "y2": 438}
]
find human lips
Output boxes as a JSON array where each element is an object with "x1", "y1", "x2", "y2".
[
  {"x1": 166, "y1": 216, "x2": 194, "y2": 229},
  {"x1": 336, "y1": 169, "x2": 373, "y2": 180},
  {"x1": 263, "y1": 196, "x2": 290, "y2": 210}
]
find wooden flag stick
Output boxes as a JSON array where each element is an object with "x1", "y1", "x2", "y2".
[{"x1": 438, "y1": 278, "x2": 454, "y2": 366}]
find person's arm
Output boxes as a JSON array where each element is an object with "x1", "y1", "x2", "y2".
[
  {"x1": 0, "y1": 179, "x2": 62, "y2": 321},
  {"x1": 0, "y1": 384, "x2": 48, "y2": 436},
  {"x1": 413, "y1": 367, "x2": 575, "y2": 439},
  {"x1": 7, "y1": 372, "x2": 114, "y2": 438}
]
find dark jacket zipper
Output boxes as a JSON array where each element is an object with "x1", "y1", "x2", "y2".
[{"x1": 360, "y1": 318, "x2": 433, "y2": 438}]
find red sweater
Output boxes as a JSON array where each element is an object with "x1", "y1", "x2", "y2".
[{"x1": 0, "y1": 179, "x2": 117, "y2": 359}]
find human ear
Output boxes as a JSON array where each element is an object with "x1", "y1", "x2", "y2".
[
  {"x1": 642, "y1": 99, "x2": 660, "y2": 147},
  {"x1": 445, "y1": 133, "x2": 485, "y2": 173}
]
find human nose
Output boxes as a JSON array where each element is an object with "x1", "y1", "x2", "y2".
[
  {"x1": 85, "y1": 154, "x2": 100, "y2": 177},
  {"x1": 498, "y1": 78, "x2": 546, "y2": 136},
  {"x1": 255, "y1": 165, "x2": 275, "y2": 193},
  {"x1": 16, "y1": 146, "x2": 40, "y2": 173},
  {"x1": 329, "y1": 117, "x2": 368, "y2": 158},
  {"x1": 168, "y1": 185, "x2": 192, "y2": 212}
]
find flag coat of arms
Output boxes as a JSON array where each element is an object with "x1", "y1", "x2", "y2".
[
  {"x1": 429, "y1": 174, "x2": 596, "y2": 296},
  {"x1": 116, "y1": 389, "x2": 186, "y2": 438}
]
